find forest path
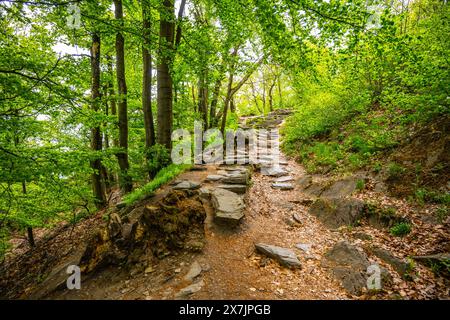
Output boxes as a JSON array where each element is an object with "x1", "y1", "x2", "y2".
[{"x1": 180, "y1": 111, "x2": 348, "y2": 299}]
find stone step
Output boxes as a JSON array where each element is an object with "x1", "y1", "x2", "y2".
[
  {"x1": 211, "y1": 188, "x2": 245, "y2": 227},
  {"x1": 217, "y1": 184, "x2": 247, "y2": 194}
]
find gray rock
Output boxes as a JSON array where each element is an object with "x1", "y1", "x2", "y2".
[
  {"x1": 309, "y1": 198, "x2": 365, "y2": 229},
  {"x1": 261, "y1": 166, "x2": 288, "y2": 177},
  {"x1": 255, "y1": 243, "x2": 301, "y2": 268},
  {"x1": 412, "y1": 253, "x2": 450, "y2": 277},
  {"x1": 211, "y1": 188, "x2": 245, "y2": 226},
  {"x1": 184, "y1": 261, "x2": 202, "y2": 282},
  {"x1": 370, "y1": 247, "x2": 411, "y2": 277},
  {"x1": 320, "y1": 177, "x2": 359, "y2": 199},
  {"x1": 271, "y1": 182, "x2": 294, "y2": 190},
  {"x1": 295, "y1": 243, "x2": 312, "y2": 253},
  {"x1": 175, "y1": 280, "x2": 204, "y2": 298},
  {"x1": 222, "y1": 172, "x2": 249, "y2": 185},
  {"x1": 206, "y1": 175, "x2": 224, "y2": 182},
  {"x1": 322, "y1": 241, "x2": 370, "y2": 296},
  {"x1": 274, "y1": 176, "x2": 294, "y2": 183},
  {"x1": 217, "y1": 184, "x2": 247, "y2": 194},
  {"x1": 173, "y1": 181, "x2": 201, "y2": 190},
  {"x1": 198, "y1": 187, "x2": 211, "y2": 200}
]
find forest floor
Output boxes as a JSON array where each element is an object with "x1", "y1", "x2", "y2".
[{"x1": 0, "y1": 110, "x2": 448, "y2": 300}]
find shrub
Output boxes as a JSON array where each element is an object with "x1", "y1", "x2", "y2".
[{"x1": 390, "y1": 222, "x2": 412, "y2": 237}]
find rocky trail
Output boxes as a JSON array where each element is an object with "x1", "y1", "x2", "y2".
[{"x1": 1, "y1": 110, "x2": 448, "y2": 300}]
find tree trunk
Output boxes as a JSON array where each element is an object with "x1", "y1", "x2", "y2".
[
  {"x1": 268, "y1": 79, "x2": 276, "y2": 112},
  {"x1": 142, "y1": 0, "x2": 156, "y2": 155},
  {"x1": 220, "y1": 73, "x2": 234, "y2": 134},
  {"x1": 209, "y1": 78, "x2": 221, "y2": 128},
  {"x1": 114, "y1": 0, "x2": 132, "y2": 192},
  {"x1": 90, "y1": 32, "x2": 107, "y2": 208},
  {"x1": 157, "y1": 0, "x2": 175, "y2": 150},
  {"x1": 22, "y1": 181, "x2": 35, "y2": 247},
  {"x1": 198, "y1": 71, "x2": 208, "y2": 128},
  {"x1": 107, "y1": 56, "x2": 119, "y2": 148},
  {"x1": 277, "y1": 75, "x2": 283, "y2": 108}
]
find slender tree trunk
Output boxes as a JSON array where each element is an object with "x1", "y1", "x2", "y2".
[
  {"x1": 157, "y1": 0, "x2": 175, "y2": 150},
  {"x1": 142, "y1": 0, "x2": 156, "y2": 156},
  {"x1": 192, "y1": 85, "x2": 197, "y2": 112},
  {"x1": 277, "y1": 75, "x2": 283, "y2": 108},
  {"x1": 220, "y1": 72, "x2": 234, "y2": 134},
  {"x1": 198, "y1": 71, "x2": 208, "y2": 128},
  {"x1": 22, "y1": 181, "x2": 35, "y2": 247},
  {"x1": 209, "y1": 78, "x2": 221, "y2": 128},
  {"x1": 101, "y1": 84, "x2": 113, "y2": 191},
  {"x1": 107, "y1": 56, "x2": 118, "y2": 148},
  {"x1": 90, "y1": 32, "x2": 107, "y2": 208},
  {"x1": 268, "y1": 79, "x2": 276, "y2": 112},
  {"x1": 114, "y1": 0, "x2": 132, "y2": 192}
]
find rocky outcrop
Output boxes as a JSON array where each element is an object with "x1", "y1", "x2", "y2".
[
  {"x1": 309, "y1": 198, "x2": 365, "y2": 229},
  {"x1": 79, "y1": 190, "x2": 207, "y2": 274},
  {"x1": 322, "y1": 241, "x2": 370, "y2": 295}
]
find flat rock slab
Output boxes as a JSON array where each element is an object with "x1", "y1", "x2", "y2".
[
  {"x1": 222, "y1": 172, "x2": 249, "y2": 185},
  {"x1": 261, "y1": 166, "x2": 288, "y2": 177},
  {"x1": 217, "y1": 184, "x2": 247, "y2": 194},
  {"x1": 255, "y1": 243, "x2": 301, "y2": 268},
  {"x1": 173, "y1": 181, "x2": 201, "y2": 190},
  {"x1": 211, "y1": 188, "x2": 245, "y2": 226},
  {"x1": 175, "y1": 280, "x2": 204, "y2": 298},
  {"x1": 205, "y1": 175, "x2": 224, "y2": 182},
  {"x1": 274, "y1": 176, "x2": 295, "y2": 182},
  {"x1": 271, "y1": 182, "x2": 294, "y2": 190}
]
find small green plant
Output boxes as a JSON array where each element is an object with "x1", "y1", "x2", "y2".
[
  {"x1": 387, "y1": 162, "x2": 405, "y2": 179},
  {"x1": 435, "y1": 206, "x2": 449, "y2": 223},
  {"x1": 372, "y1": 161, "x2": 382, "y2": 174},
  {"x1": 356, "y1": 179, "x2": 365, "y2": 191},
  {"x1": 390, "y1": 222, "x2": 412, "y2": 237}
]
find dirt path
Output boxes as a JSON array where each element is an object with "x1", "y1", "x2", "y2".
[{"x1": 191, "y1": 160, "x2": 347, "y2": 299}]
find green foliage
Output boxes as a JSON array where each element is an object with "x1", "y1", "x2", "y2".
[
  {"x1": 122, "y1": 164, "x2": 191, "y2": 206},
  {"x1": 415, "y1": 188, "x2": 450, "y2": 205},
  {"x1": 435, "y1": 206, "x2": 449, "y2": 224},
  {"x1": 356, "y1": 179, "x2": 365, "y2": 191},
  {"x1": 387, "y1": 162, "x2": 406, "y2": 179},
  {"x1": 390, "y1": 222, "x2": 412, "y2": 237},
  {"x1": 145, "y1": 144, "x2": 172, "y2": 178}
]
